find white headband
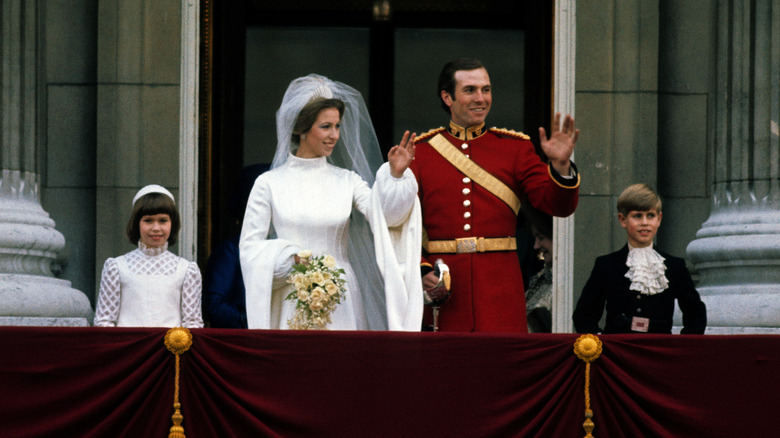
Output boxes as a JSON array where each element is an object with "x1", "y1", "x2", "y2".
[{"x1": 132, "y1": 184, "x2": 175, "y2": 207}]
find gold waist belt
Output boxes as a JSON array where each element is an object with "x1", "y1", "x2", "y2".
[{"x1": 424, "y1": 237, "x2": 517, "y2": 254}]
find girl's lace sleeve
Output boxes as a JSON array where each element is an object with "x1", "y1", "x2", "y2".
[
  {"x1": 181, "y1": 261, "x2": 204, "y2": 328},
  {"x1": 94, "y1": 258, "x2": 121, "y2": 327}
]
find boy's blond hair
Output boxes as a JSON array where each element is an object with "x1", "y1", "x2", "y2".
[{"x1": 617, "y1": 183, "x2": 662, "y2": 216}]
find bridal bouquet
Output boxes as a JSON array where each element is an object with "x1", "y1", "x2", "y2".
[{"x1": 285, "y1": 250, "x2": 347, "y2": 330}]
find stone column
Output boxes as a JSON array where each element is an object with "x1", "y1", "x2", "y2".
[
  {"x1": 552, "y1": 0, "x2": 576, "y2": 333},
  {"x1": 686, "y1": 0, "x2": 780, "y2": 333},
  {"x1": 0, "y1": 0, "x2": 92, "y2": 326}
]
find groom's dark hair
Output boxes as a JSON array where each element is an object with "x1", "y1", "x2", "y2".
[{"x1": 438, "y1": 58, "x2": 486, "y2": 114}]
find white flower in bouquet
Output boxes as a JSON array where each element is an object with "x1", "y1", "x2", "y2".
[
  {"x1": 310, "y1": 286, "x2": 326, "y2": 304},
  {"x1": 308, "y1": 300, "x2": 324, "y2": 312},
  {"x1": 322, "y1": 254, "x2": 336, "y2": 268},
  {"x1": 323, "y1": 281, "x2": 339, "y2": 296},
  {"x1": 285, "y1": 251, "x2": 347, "y2": 330},
  {"x1": 310, "y1": 270, "x2": 326, "y2": 285}
]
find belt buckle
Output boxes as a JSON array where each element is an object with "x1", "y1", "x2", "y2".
[{"x1": 456, "y1": 237, "x2": 478, "y2": 254}]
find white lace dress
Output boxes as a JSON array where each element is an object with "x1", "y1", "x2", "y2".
[
  {"x1": 239, "y1": 154, "x2": 423, "y2": 331},
  {"x1": 94, "y1": 242, "x2": 203, "y2": 328}
]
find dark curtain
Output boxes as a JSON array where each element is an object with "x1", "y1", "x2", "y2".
[{"x1": 1, "y1": 327, "x2": 779, "y2": 437}]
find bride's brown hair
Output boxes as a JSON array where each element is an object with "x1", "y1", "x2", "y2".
[{"x1": 291, "y1": 97, "x2": 345, "y2": 145}]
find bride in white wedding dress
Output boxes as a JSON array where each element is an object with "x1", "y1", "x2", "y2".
[{"x1": 239, "y1": 74, "x2": 423, "y2": 331}]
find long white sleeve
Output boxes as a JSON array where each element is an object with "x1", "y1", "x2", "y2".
[
  {"x1": 351, "y1": 163, "x2": 417, "y2": 228},
  {"x1": 180, "y1": 262, "x2": 204, "y2": 328},
  {"x1": 373, "y1": 163, "x2": 418, "y2": 227},
  {"x1": 240, "y1": 174, "x2": 300, "y2": 328},
  {"x1": 94, "y1": 258, "x2": 121, "y2": 327}
]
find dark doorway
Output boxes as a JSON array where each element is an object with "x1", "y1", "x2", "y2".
[{"x1": 199, "y1": 0, "x2": 553, "y2": 266}]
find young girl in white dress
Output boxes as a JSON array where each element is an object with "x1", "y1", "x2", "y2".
[
  {"x1": 239, "y1": 74, "x2": 423, "y2": 331},
  {"x1": 94, "y1": 185, "x2": 203, "y2": 328}
]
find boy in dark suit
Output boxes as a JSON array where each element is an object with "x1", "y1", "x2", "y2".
[{"x1": 573, "y1": 184, "x2": 706, "y2": 334}]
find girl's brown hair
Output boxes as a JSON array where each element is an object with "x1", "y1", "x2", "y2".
[{"x1": 126, "y1": 193, "x2": 181, "y2": 245}]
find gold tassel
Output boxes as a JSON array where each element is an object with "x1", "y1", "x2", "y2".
[
  {"x1": 573, "y1": 334, "x2": 602, "y2": 438},
  {"x1": 165, "y1": 327, "x2": 193, "y2": 438}
]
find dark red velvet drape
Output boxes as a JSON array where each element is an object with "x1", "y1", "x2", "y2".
[{"x1": 1, "y1": 327, "x2": 778, "y2": 437}]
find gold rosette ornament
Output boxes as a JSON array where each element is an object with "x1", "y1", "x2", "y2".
[
  {"x1": 165, "y1": 327, "x2": 193, "y2": 355},
  {"x1": 164, "y1": 327, "x2": 193, "y2": 438},
  {"x1": 573, "y1": 334, "x2": 602, "y2": 438}
]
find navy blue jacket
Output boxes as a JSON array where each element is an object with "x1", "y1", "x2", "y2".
[{"x1": 202, "y1": 235, "x2": 248, "y2": 328}]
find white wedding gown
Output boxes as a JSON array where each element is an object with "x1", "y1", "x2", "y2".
[{"x1": 239, "y1": 154, "x2": 423, "y2": 331}]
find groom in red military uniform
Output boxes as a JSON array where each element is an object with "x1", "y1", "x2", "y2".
[{"x1": 410, "y1": 58, "x2": 581, "y2": 332}]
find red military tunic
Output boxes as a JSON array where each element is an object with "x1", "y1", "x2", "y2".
[{"x1": 410, "y1": 122, "x2": 579, "y2": 332}]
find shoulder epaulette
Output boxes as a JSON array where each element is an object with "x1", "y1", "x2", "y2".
[
  {"x1": 414, "y1": 127, "x2": 446, "y2": 143},
  {"x1": 489, "y1": 127, "x2": 530, "y2": 140}
]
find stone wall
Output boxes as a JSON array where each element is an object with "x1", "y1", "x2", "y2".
[{"x1": 573, "y1": 0, "x2": 717, "y2": 306}]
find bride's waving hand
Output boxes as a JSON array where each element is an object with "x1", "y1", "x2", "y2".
[{"x1": 388, "y1": 130, "x2": 417, "y2": 178}]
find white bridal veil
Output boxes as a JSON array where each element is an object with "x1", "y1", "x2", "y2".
[{"x1": 272, "y1": 74, "x2": 383, "y2": 185}]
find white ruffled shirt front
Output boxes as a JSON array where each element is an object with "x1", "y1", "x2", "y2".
[{"x1": 625, "y1": 244, "x2": 669, "y2": 296}]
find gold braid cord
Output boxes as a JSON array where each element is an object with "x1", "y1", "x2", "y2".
[
  {"x1": 573, "y1": 334, "x2": 602, "y2": 438},
  {"x1": 164, "y1": 327, "x2": 193, "y2": 438}
]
